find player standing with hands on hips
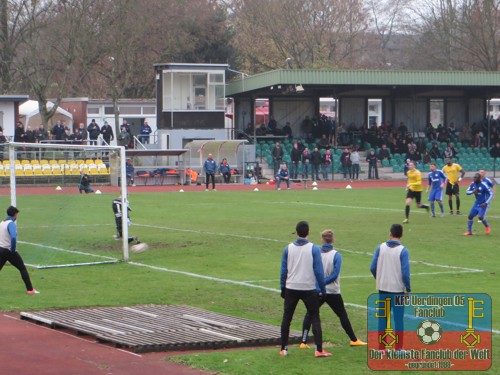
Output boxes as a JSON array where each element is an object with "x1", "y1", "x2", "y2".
[
  {"x1": 442, "y1": 157, "x2": 465, "y2": 215},
  {"x1": 0, "y1": 206, "x2": 39, "y2": 294},
  {"x1": 280, "y1": 221, "x2": 332, "y2": 358}
]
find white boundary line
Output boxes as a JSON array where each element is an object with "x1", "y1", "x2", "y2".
[
  {"x1": 19, "y1": 241, "x2": 119, "y2": 261},
  {"x1": 135, "y1": 223, "x2": 284, "y2": 243},
  {"x1": 243, "y1": 270, "x2": 483, "y2": 283},
  {"x1": 14, "y1": 238, "x2": 498, "y2": 335},
  {"x1": 127, "y1": 261, "x2": 499, "y2": 335},
  {"x1": 335, "y1": 247, "x2": 484, "y2": 273},
  {"x1": 284, "y1": 201, "x2": 500, "y2": 219},
  {"x1": 285, "y1": 201, "x2": 407, "y2": 213},
  {"x1": 134, "y1": 224, "x2": 483, "y2": 274},
  {"x1": 19, "y1": 223, "x2": 484, "y2": 274}
]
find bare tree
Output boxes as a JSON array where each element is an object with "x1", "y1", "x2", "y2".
[
  {"x1": 365, "y1": 0, "x2": 413, "y2": 69},
  {"x1": 0, "y1": 0, "x2": 36, "y2": 94},
  {"x1": 406, "y1": 0, "x2": 500, "y2": 71},
  {"x1": 12, "y1": 0, "x2": 103, "y2": 127},
  {"x1": 460, "y1": 0, "x2": 500, "y2": 70},
  {"x1": 228, "y1": 0, "x2": 368, "y2": 72}
]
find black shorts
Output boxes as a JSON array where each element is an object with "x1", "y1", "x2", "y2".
[
  {"x1": 446, "y1": 182, "x2": 459, "y2": 195},
  {"x1": 406, "y1": 190, "x2": 422, "y2": 203}
]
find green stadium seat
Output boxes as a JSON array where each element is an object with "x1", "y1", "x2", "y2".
[{"x1": 462, "y1": 163, "x2": 472, "y2": 171}]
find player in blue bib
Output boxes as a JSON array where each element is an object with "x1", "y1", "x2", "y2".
[
  {"x1": 465, "y1": 173, "x2": 493, "y2": 235},
  {"x1": 425, "y1": 163, "x2": 447, "y2": 217}
]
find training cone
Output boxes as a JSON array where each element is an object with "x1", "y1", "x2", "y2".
[
  {"x1": 312, "y1": 181, "x2": 318, "y2": 186},
  {"x1": 346, "y1": 185, "x2": 352, "y2": 189},
  {"x1": 55, "y1": 186, "x2": 62, "y2": 190},
  {"x1": 179, "y1": 189, "x2": 184, "y2": 192},
  {"x1": 254, "y1": 188, "x2": 259, "y2": 191},
  {"x1": 95, "y1": 190, "x2": 102, "y2": 194},
  {"x1": 312, "y1": 187, "x2": 318, "y2": 190}
]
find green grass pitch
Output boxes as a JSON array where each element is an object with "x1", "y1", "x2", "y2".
[{"x1": 0, "y1": 187, "x2": 498, "y2": 374}]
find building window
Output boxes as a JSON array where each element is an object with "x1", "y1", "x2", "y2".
[
  {"x1": 121, "y1": 106, "x2": 141, "y2": 115},
  {"x1": 209, "y1": 73, "x2": 223, "y2": 83},
  {"x1": 194, "y1": 87, "x2": 206, "y2": 110},
  {"x1": 430, "y1": 99, "x2": 444, "y2": 127},
  {"x1": 193, "y1": 74, "x2": 207, "y2": 86},
  {"x1": 104, "y1": 106, "x2": 115, "y2": 115},
  {"x1": 87, "y1": 107, "x2": 100, "y2": 115},
  {"x1": 143, "y1": 107, "x2": 156, "y2": 115},
  {"x1": 162, "y1": 70, "x2": 225, "y2": 112},
  {"x1": 214, "y1": 85, "x2": 225, "y2": 110}
]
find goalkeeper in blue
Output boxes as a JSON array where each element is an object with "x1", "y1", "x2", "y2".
[
  {"x1": 464, "y1": 173, "x2": 493, "y2": 236},
  {"x1": 425, "y1": 162, "x2": 447, "y2": 217}
]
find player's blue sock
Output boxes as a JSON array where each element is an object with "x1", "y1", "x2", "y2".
[
  {"x1": 468, "y1": 219, "x2": 473, "y2": 232},
  {"x1": 438, "y1": 203, "x2": 444, "y2": 213},
  {"x1": 482, "y1": 219, "x2": 489, "y2": 227},
  {"x1": 430, "y1": 203, "x2": 435, "y2": 215}
]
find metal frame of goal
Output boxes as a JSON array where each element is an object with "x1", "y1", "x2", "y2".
[{"x1": 6, "y1": 141, "x2": 133, "y2": 263}]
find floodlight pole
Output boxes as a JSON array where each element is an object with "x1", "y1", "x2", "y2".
[
  {"x1": 120, "y1": 145, "x2": 129, "y2": 261},
  {"x1": 9, "y1": 143, "x2": 16, "y2": 207}
]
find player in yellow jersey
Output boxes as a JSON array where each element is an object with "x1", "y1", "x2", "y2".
[
  {"x1": 403, "y1": 162, "x2": 429, "y2": 223},
  {"x1": 442, "y1": 157, "x2": 466, "y2": 215}
]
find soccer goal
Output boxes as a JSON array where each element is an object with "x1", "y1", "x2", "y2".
[{"x1": 3, "y1": 142, "x2": 133, "y2": 267}]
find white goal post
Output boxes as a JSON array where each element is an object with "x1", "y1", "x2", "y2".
[{"x1": 5, "y1": 141, "x2": 132, "y2": 262}]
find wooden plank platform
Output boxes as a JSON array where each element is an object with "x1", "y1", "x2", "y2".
[{"x1": 20, "y1": 305, "x2": 302, "y2": 353}]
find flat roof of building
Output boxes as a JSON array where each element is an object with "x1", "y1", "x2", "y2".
[
  {"x1": 0, "y1": 95, "x2": 29, "y2": 102},
  {"x1": 226, "y1": 69, "x2": 500, "y2": 98},
  {"x1": 154, "y1": 62, "x2": 229, "y2": 71}
]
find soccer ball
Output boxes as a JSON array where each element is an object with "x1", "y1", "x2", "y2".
[
  {"x1": 131, "y1": 243, "x2": 148, "y2": 253},
  {"x1": 416, "y1": 319, "x2": 442, "y2": 345}
]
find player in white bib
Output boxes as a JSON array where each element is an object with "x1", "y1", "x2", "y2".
[
  {"x1": 300, "y1": 229, "x2": 367, "y2": 347},
  {"x1": 280, "y1": 221, "x2": 332, "y2": 357}
]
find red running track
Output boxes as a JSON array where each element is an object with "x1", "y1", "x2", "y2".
[{"x1": 0, "y1": 313, "x2": 209, "y2": 375}]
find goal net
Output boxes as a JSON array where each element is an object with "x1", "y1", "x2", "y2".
[{"x1": 1, "y1": 142, "x2": 132, "y2": 268}]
